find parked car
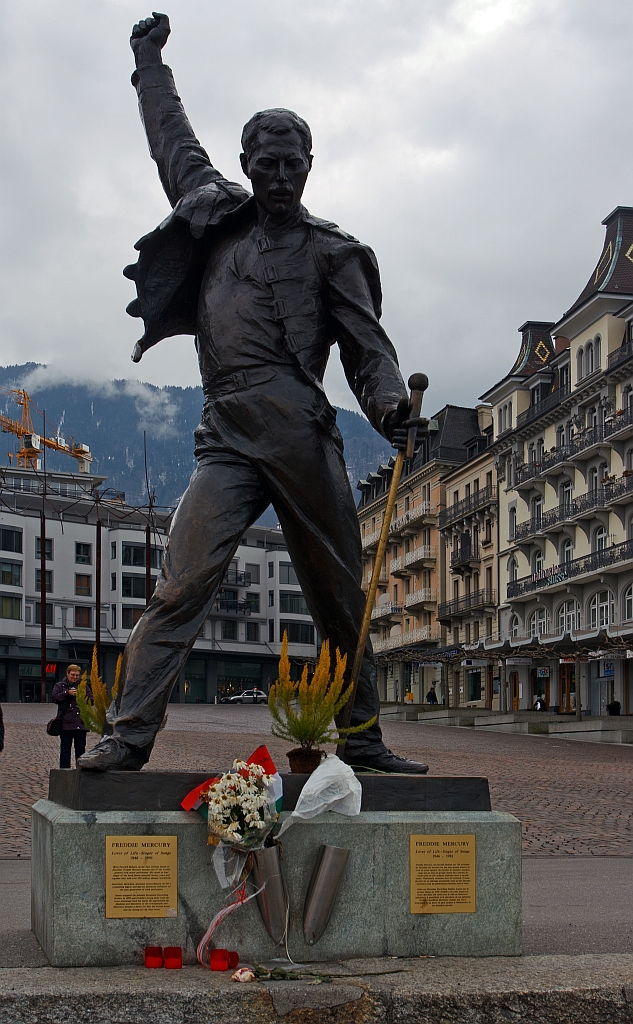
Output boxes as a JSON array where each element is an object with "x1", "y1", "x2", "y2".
[{"x1": 222, "y1": 688, "x2": 268, "y2": 704}]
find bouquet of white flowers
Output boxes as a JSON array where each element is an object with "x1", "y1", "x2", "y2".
[{"x1": 201, "y1": 759, "x2": 279, "y2": 852}]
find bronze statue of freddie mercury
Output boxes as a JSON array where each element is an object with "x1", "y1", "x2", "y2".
[{"x1": 78, "y1": 13, "x2": 429, "y2": 774}]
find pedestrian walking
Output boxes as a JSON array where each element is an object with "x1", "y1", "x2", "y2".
[
  {"x1": 52, "y1": 665, "x2": 88, "y2": 769},
  {"x1": 425, "y1": 685, "x2": 438, "y2": 705}
]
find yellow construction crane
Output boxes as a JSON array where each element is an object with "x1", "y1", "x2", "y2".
[{"x1": 0, "y1": 388, "x2": 92, "y2": 473}]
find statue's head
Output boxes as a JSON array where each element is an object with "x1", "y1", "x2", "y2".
[{"x1": 240, "y1": 109, "x2": 313, "y2": 217}]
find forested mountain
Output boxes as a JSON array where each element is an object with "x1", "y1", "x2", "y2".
[{"x1": 0, "y1": 365, "x2": 392, "y2": 519}]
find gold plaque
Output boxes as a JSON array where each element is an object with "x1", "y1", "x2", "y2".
[
  {"x1": 410, "y1": 834, "x2": 476, "y2": 914},
  {"x1": 105, "y1": 835, "x2": 178, "y2": 919}
]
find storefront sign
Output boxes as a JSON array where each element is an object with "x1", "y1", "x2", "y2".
[
  {"x1": 105, "y1": 835, "x2": 178, "y2": 919},
  {"x1": 409, "y1": 834, "x2": 476, "y2": 914}
]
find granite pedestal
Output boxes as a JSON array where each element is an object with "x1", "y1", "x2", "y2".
[{"x1": 32, "y1": 773, "x2": 521, "y2": 967}]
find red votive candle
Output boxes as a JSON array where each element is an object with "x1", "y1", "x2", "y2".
[
  {"x1": 209, "y1": 948, "x2": 230, "y2": 971},
  {"x1": 227, "y1": 951, "x2": 239, "y2": 969},
  {"x1": 164, "y1": 946, "x2": 182, "y2": 969},
  {"x1": 144, "y1": 946, "x2": 163, "y2": 968}
]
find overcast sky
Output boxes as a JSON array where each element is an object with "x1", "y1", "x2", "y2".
[{"x1": 0, "y1": 0, "x2": 632, "y2": 418}]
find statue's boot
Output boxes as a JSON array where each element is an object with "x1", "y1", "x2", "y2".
[
  {"x1": 77, "y1": 736, "x2": 151, "y2": 772},
  {"x1": 343, "y1": 749, "x2": 429, "y2": 774}
]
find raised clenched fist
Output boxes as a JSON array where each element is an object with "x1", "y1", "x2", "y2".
[{"x1": 130, "y1": 12, "x2": 170, "y2": 65}]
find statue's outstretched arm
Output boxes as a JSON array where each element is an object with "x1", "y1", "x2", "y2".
[{"x1": 130, "y1": 13, "x2": 223, "y2": 207}]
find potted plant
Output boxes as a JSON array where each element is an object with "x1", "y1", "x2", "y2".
[
  {"x1": 268, "y1": 633, "x2": 376, "y2": 773},
  {"x1": 77, "y1": 647, "x2": 122, "y2": 735}
]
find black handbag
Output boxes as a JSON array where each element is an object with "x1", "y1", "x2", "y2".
[
  {"x1": 46, "y1": 716, "x2": 63, "y2": 736},
  {"x1": 47, "y1": 700, "x2": 66, "y2": 737}
]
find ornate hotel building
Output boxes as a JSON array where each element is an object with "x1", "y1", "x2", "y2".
[{"x1": 482, "y1": 207, "x2": 633, "y2": 714}]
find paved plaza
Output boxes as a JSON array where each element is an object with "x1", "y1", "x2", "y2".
[{"x1": 2, "y1": 703, "x2": 633, "y2": 859}]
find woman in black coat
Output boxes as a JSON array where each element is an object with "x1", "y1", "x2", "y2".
[{"x1": 52, "y1": 665, "x2": 88, "y2": 768}]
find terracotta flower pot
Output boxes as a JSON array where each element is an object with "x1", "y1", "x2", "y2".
[{"x1": 287, "y1": 747, "x2": 325, "y2": 774}]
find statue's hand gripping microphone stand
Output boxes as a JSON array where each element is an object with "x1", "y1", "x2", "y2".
[{"x1": 339, "y1": 373, "x2": 429, "y2": 736}]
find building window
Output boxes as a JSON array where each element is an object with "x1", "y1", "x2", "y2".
[
  {"x1": 577, "y1": 348, "x2": 584, "y2": 381},
  {"x1": 222, "y1": 620, "x2": 237, "y2": 641},
  {"x1": 1, "y1": 595, "x2": 21, "y2": 619},
  {"x1": 268, "y1": 561, "x2": 274, "y2": 578},
  {"x1": 585, "y1": 341, "x2": 594, "y2": 375},
  {"x1": 508, "y1": 557, "x2": 517, "y2": 583},
  {"x1": 36, "y1": 569, "x2": 53, "y2": 592},
  {"x1": 0, "y1": 528, "x2": 22, "y2": 553},
  {"x1": 36, "y1": 537, "x2": 53, "y2": 560},
  {"x1": 561, "y1": 539, "x2": 573, "y2": 563},
  {"x1": 268, "y1": 590, "x2": 274, "y2": 607},
  {"x1": 75, "y1": 543, "x2": 92, "y2": 565},
  {"x1": 279, "y1": 562, "x2": 299, "y2": 585},
  {"x1": 35, "y1": 602, "x2": 53, "y2": 625},
  {"x1": 532, "y1": 550, "x2": 543, "y2": 574},
  {"x1": 74, "y1": 606, "x2": 92, "y2": 628},
  {"x1": 111, "y1": 542, "x2": 117, "y2": 559},
  {"x1": 280, "y1": 621, "x2": 315, "y2": 645},
  {"x1": 529, "y1": 608, "x2": 548, "y2": 636},
  {"x1": 122, "y1": 543, "x2": 162, "y2": 569},
  {"x1": 245, "y1": 562, "x2": 260, "y2": 584},
  {"x1": 111, "y1": 573, "x2": 116, "y2": 591},
  {"x1": 1, "y1": 561, "x2": 21, "y2": 587},
  {"x1": 111, "y1": 606, "x2": 117, "y2": 630},
  {"x1": 268, "y1": 619, "x2": 275, "y2": 642},
  {"x1": 122, "y1": 574, "x2": 153, "y2": 599},
  {"x1": 558, "y1": 599, "x2": 580, "y2": 633},
  {"x1": 246, "y1": 621, "x2": 259, "y2": 642},
  {"x1": 509, "y1": 507, "x2": 516, "y2": 539},
  {"x1": 590, "y1": 590, "x2": 613, "y2": 629},
  {"x1": 625, "y1": 585, "x2": 633, "y2": 622},
  {"x1": 75, "y1": 574, "x2": 92, "y2": 597},
  {"x1": 245, "y1": 592, "x2": 260, "y2": 613},
  {"x1": 122, "y1": 606, "x2": 143, "y2": 629},
  {"x1": 509, "y1": 614, "x2": 520, "y2": 638},
  {"x1": 594, "y1": 527, "x2": 608, "y2": 552},
  {"x1": 279, "y1": 591, "x2": 310, "y2": 615},
  {"x1": 594, "y1": 336, "x2": 601, "y2": 367}
]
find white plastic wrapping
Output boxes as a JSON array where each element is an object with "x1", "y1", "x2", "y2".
[{"x1": 277, "y1": 754, "x2": 362, "y2": 836}]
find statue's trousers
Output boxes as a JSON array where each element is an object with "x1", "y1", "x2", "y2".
[{"x1": 110, "y1": 368, "x2": 386, "y2": 758}]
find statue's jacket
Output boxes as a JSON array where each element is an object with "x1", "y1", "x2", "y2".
[{"x1": 125, "y1": 63, "x2": 407, "y2": 437}]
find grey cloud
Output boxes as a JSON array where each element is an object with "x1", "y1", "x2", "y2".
[{"x1": 0, "y1": 0, "x2": 632, "y2": 419}]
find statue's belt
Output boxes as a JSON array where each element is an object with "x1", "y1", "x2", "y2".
[{"x1": 205, "y1": 367, "x2": 280, "y2": 398}]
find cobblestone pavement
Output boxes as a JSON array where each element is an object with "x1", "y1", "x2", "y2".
[{"x1": 2, "y1": 704, "x2": 633, "y2": 858}]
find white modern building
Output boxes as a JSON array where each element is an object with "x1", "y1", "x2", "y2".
[{"x1": 0, "y1": 467, "x2": 317, "y2": 702}]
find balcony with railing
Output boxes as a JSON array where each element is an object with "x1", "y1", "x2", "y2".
[
  {"x1": 607, "y1": 339, "x2": 633, "y2": 372},
  {"x1": 507, "y1": 538, "x2": 633, "y2": 599},
  {"x1": 390, "y1": 502, "x2": 434, "y2": 535},
  {"x1": 405, "y1": 544, "x2": 436, "y2": 567},
  {"x1": 370, "y1": 623, "x2": 441, "y2": 653},
  {"x1": 361, "y1": 527, "x2": 383, "y2": 551},
  {"x1": 450, "y1": 535, "x2": 480, "y2": 572},
  {"x1": 214, "y1": 598, "x2": 252, "y2": 615},
  {"x1": 437, "y1": 588, "x2": 497, "y2": 619},
  {"x1": 371, "y1": 602, "x2": 403, "y2": 622},
  {"x1": 404, "y1": 588, "x2": 436, "y2": 609},
  {"x1": 516, "y1": 384, "x2": 570, "y2": 429},
  {"x1": 438, "y1": 485, "x2": 496, "y2": 530},
  {"x1": 224, "y1": 569, "x2": 252, "y2": 587}
]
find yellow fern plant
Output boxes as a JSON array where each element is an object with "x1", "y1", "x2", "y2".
[
  {"x1": 77, "y1": 647, "x2": 122, "y2": 735},
  {"x1": 268, "y1": 632, "x2": 375, "y2": 751}
]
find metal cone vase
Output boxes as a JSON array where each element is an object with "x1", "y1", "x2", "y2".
[
  {"x1": 252, "y1": 846, "x2": 288, "y2": 946},
  {"x1": 303, "y1": 845, "x2": 350, "y2": 946}
]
